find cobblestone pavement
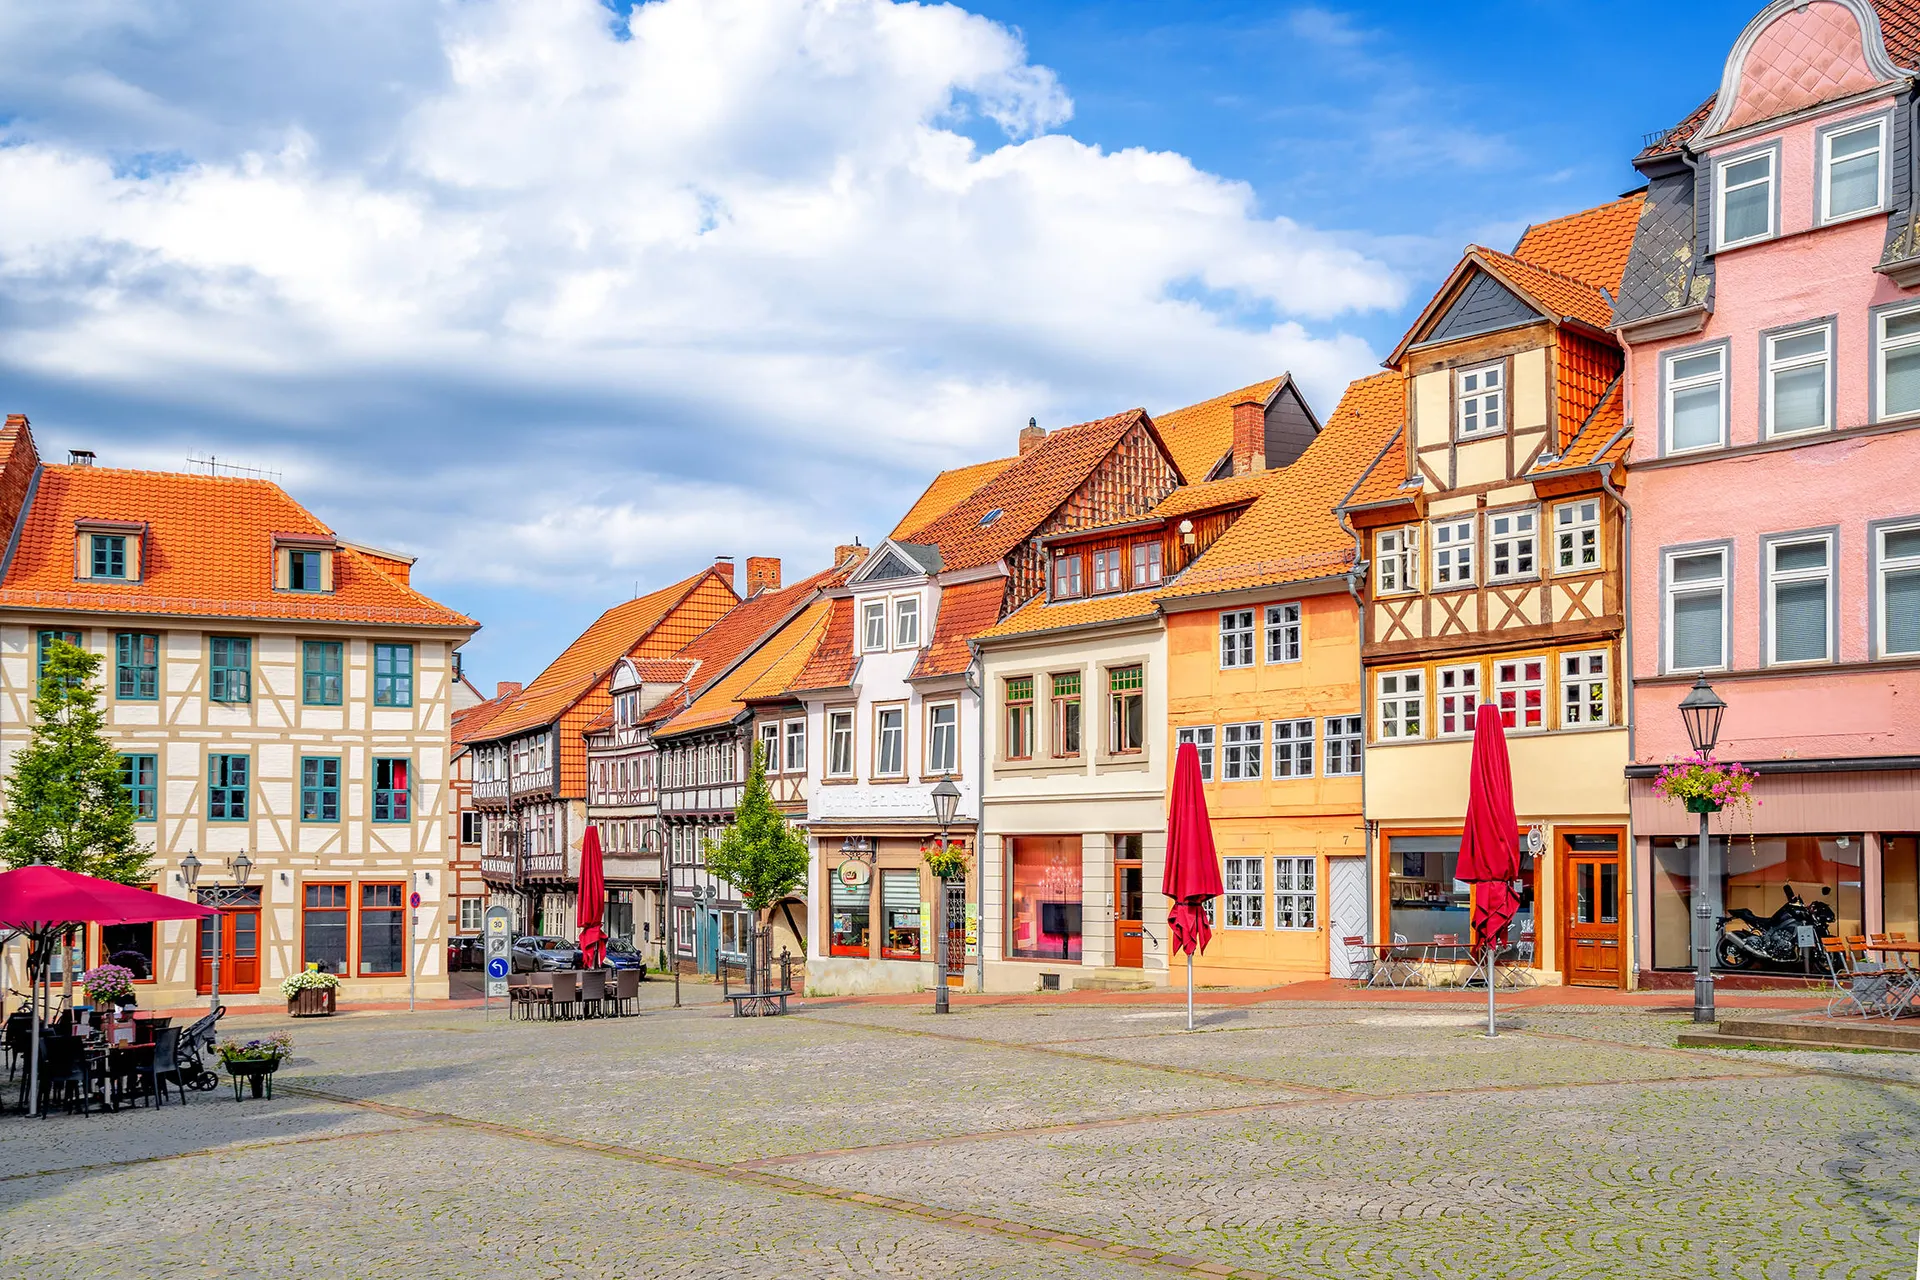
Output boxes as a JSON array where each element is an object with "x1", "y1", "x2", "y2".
[{"x1": 0, "y1": 996, "x2": 1915, "y2": 1279}]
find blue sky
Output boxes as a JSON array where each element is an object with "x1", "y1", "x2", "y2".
[{"x1": 0, "y1": 0, "x2": 1761, "y2": 689}]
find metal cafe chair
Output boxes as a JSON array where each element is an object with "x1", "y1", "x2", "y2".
[{"x1": 1340, "y1": 936, "x2": 1375, "y2": 989}]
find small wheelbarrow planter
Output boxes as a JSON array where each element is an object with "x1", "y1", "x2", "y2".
[{"x1": 217, "y1": 1033, "x2": 292, "y2": 1100}]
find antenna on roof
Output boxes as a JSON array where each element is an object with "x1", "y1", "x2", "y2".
[{"x1": 185, "y1": 452, "x2": 282, "y2": 482}]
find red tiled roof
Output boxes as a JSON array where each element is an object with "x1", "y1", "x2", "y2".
[
  {"x1": 1473, "y1": 248, "x2": 1617, "y2": 332},
  {"x1": 909, "y1": 578, "x2": 1005, "y2": 679},
  {"x1": 453, "y1": 686, "x2": 520, "y2": 746},
  {"x1": 1530, "y1": 381, "x2": 1631, "y2": 476},
  {"x1": 1510, "y1": 196, "x2": 1645, "y2": 290},
  {"x1": 1340, "y1": 425, "x2": 1416, "y2": 511},
  {"x1": 1149, "y1": 468, "x2": 1282, "y2": 521},
  {"x1": 0, "y1": 464, "x2": 475, "y2": 629},
  {"x1": 891, "y1": 456, "x2": 1018, "y2": 542},
  {"x1": 657, "y1": 600, "x2": 835, "y2": 737},
  {"x1": 632, "y1": 658, "x2": 698, "y2": 683},
  {"x1": 786, "y1": 596, "x2": 858, "y2": 693},
  {"x1": 973, "y1": 588, "x2": 1160, "y2": 644},
  {"x1": 1151, "y1": 377, "x2": 1283, "y2": 483}
]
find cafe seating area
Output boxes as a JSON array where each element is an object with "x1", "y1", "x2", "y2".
[
  {"x1": 1823, "y1": 934, "x2": 1920, "y2": 1019},
  {"x1": 1343, "y1": 929, "x2": 1539, "y2": 991},
  {"x1": 507, "y1": 969, "x2": 643, "y2": 1021},
  {"x1": 3, "y1": 1005, "x2": 208, "y2": 1116}
]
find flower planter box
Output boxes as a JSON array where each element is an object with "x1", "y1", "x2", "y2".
[
  {"x1": 287, "y1": 986, "x2": 337, "y2": 1017},
  {"x1": 223, "y1": 1056, "x2": 282, "y2": 1100},
  {"x1": 1684, "y1": 797, "x2": 1725, "y2": 815}
]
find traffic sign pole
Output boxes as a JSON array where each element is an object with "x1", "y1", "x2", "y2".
[
  {"x1": 483, "y1": 906, "x2": 513, "y2": 1020},
  {"x1": 408, "y1": 889, "x2": 423, "y2": 1013}
]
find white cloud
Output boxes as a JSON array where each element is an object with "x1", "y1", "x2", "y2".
[{"x1": 0, "y1": 0, "x2": 1405, "y2": 678}]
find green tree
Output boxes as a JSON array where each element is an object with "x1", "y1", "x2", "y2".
[
  {"x1": 0, "y1": 639, "x2": 145, "y2": 882},
  {"x1": 703, "y1": 741, "x2": 809, "y2": 913}
]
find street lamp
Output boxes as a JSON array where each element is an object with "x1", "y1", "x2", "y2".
[
  {"x1": 1678, "y1": 677, "x2": 1728, "y2": 1024},
  {"x1": 182, "y1": 851, "x2": 254, "y2": 1015},
  {"x1": 930, "y1": 778, "x2": 962, "y2": 1016}
]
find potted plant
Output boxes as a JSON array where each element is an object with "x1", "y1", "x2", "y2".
[
  {"x1": 217, "y1": 1032, "x2": 292, "y2": 1100},
  {"x1": 922, "y1": 840, "x2": 971, "y2": 882},
  {"x1": 80, "y1": 963, "x2": 137, "y2": 1011},
  {"x1": 281, "y1": 965, "x2": 340, "y2": 1017}
]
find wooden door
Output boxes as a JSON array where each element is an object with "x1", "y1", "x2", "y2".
[
  {"x1": 1114, "y1": 859, "x2": 1144, "y2": 968},
  {"x1": 1561, "y1": 831, "x2": 1624, "y2": 988},
  {"x1": 196, "y1": 910, "x2": 262, "y2": 995}
]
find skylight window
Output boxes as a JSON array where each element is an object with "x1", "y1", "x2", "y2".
[{"x1": 978, "y1": 508, "x2": 1003, "y2": 527}]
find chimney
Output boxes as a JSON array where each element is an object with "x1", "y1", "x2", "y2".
[
  {"x1": 834, "y1": 543, "x2": 869, "y2": 568},
  {"x1": 713, "y1": 555, "x2": 736, "y2": 590},
  {"x1": 1019, "y1": 417, "x2": 1046, "y2": 455},
  {"x1": 67, "y1": 449, "x2": 95, "y2": 467},
  {"x1": 496, "y1": 681, "x2": 523, "y2": 699},
  {"x1": 1231, "y1": 399, "x2": 1267, "y2": 475},
  {"x1": 745, "y1": 556, "x2": 781, "y2": 596}
]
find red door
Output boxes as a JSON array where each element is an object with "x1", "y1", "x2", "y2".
[{"x1": 196, "y1": 909, "x2": 261, "y2": 995}]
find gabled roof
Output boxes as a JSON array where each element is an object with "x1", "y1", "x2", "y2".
[
  {"x1": 1149, "y1": 468, "x2": 1280, "y2": 521},
  {"x1": 1529, "y1": 381, "x2": 1630, "y2": 476},
  {"x1": 786, "y1": 595, "x2": 858, "y2": 694},
  {"x1": 1152, "y1": 377, "x2": 1285, "y2": 482},
  {"x1": 908, "y1": 578, "x2": 1004, "y2": 679},
  {"x1": 891, "y1": 456, "x2": 1017, "y2": 542},
  {"x1": 656, "y1": 600, "x2": 835, "y2": 737},
  {"x1": 1339, "y1": 427, "x2": 1416, "y2": 511},
  {"x1": 742, "y1": 603, "x2": 838, "y2": 703},
  {"x1": 453, "y1": 685, "x2": 521, "y2": 746},
  {"x1": 0, "y1": 463, "x2": 476, "y2": 629},
  {"x1": 973, "y1": 588, "x2": 1161, "y2": 644},
  {"x1": 1510, "y1": 197, "x2": 1648, "y2": 288}
]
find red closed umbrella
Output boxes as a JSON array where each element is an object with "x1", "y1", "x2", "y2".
[
  {"x1": 576, "y1": 826, "x2": 607, "y2": 969},
  {"x1": 1163, "y1": 740, "x2": 1223, "y2": 1030},
  {"x1": 1458, "y1": 705, "x2": 1521, "y2": 1036}
]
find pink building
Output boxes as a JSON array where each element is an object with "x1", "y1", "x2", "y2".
[{"x1": 1616, "y1": 0, "x2": 1920, "y2": 985}]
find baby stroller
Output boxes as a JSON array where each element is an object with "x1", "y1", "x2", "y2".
[{"x1": 173, "y1": 1005, "x2": 225, "y2": 1091}]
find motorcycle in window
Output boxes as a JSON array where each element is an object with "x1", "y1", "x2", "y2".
[{"x1": 1715, "y1": 884, "x2": 1835, "y2": 969}]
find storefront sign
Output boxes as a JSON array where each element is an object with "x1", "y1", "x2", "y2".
[
  {"x1": 836, "y1": 859, "x2": 872, "y2": 888},
  {"x1": 964, "y1": 903, "x2": 978, "y2": 959}
]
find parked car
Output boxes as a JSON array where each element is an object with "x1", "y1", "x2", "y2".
[
  {"x1": 511, "y1": 935, "x2": 584, "y2": 972},
  {"x1": 604, "y1": 937, "x2": 649, "y2": 976},
  {"x1": 446, "y1": 935, "x2": 483, "y2": 972}
]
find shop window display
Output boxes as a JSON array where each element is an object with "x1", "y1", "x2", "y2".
[
  {"x1": 1009, "y1": 836, "x2": 1082, "y2": 960},
  {"x1": 1388, "y1": 834, "x2": 1532, "y2": 946},
  {"x1": 1886, "y1": 836, "x2": 1919, "y2": 938},
  {"x1": 830, "y1": 876, "x2": 871, "y2": 957},
  {"x1": 1651, "y1": 834, "x2": 1863, "y2": 970},
  {"x1": 880, "y1": 870, "x2": 921, "y2": 959}
]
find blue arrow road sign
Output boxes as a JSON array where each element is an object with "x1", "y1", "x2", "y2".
[{"x1": 486, "y1": 956, "x2": 510, "y2": 980}]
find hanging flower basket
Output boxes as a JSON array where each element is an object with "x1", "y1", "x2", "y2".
[
  {"x1": 1684, "y1": 796, "x2": 1723, "y2": 815},
  {"x1": 923, "y1": 841, "x2": 971, "y2": 882},
  {"x1": 1654, "y1": 754, "x2": 1757, "y2": 845}
]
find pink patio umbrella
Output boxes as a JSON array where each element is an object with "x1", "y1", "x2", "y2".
[
  {"x1": 1458, "y1": 705, "x2": 1522, "y2": 1037},
  {"x1": 0, "y1": 865, "x2": 215, "y2": 1115},
  {"x1": 575, "y1": 826, "x2": 607, "y2": 969},
  {"x1": 1162, "y1": 740, "x2": 1224, "y2": 1031}
]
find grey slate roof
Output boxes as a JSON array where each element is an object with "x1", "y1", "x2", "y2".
[{"x1": 1610, "y1": 166, "x2": 1713, "y2": 328}]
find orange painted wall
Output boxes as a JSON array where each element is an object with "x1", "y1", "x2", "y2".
[{"x1": 1164, "y1": 590, "x2": 1365, "y2": 984}]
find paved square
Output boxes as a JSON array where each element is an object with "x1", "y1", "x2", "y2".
[{"x1": 1, "y1": 989, "x2": 1916, "y2": 1279}]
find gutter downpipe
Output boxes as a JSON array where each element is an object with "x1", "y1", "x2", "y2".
[
  {"x1": 1337, "y1": 510, "x2": 1373, "y2": 947},
  {"x1": 966, "y1": 641, "x2": 986, "y2": 993},
  {"x1": 1598, "y1": 460, "x2": 1637, "y2": 988}
]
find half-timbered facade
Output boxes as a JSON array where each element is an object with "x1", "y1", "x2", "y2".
[
  {"x1": 450, "y1": 681, "x2": 519, "y2": 941},
  {"x1": 1340, "y1": 197, "x2": 1642, "y2": 988}
]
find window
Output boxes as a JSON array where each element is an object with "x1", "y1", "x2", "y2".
[
  {"x1": 1822, "y1": 117, "x2": 1885, "y2": 222},
  {"x1": 1131, "y1": 541, "x2": 1162, "y2": 588},
  {"x1": 1432, "y1": 517, "x2": 1475, "y2": 588},
  {"x1": 1665, "y1": 347, "x2": 1726, "y2": 453},
  {"x1": 36, "y1": 630, "x2": 83, "y2": 687},
  {"x1": 209, "y1": 636, "x2": 251, "y2": 704},
  {"x1": 1488, "y1": 510, "x2": 1537, "y2": 581},
  {"x1": 302, "y1": 640, "x2": 343, "y2": 706},
  {"x1": 91, "y1": 534, "x2": 126, "y2": 580},
  {"x1": 373, "y1": 757, "x2": 411, "y2": 822},
  {"x1": 862, "y1": 600, "x2": 888, "y2": 651},
  {"x1": 460, "y1": 898, "x2": 484, "y2": 932},
  {"x1": 1562, "y1": 651, "x2": 1609, "y2": 727},
  {"x1": 758, "y1": 722, "x2": 780, "y2": 773},
  {"x1": 1050, "y1": 673, "x2": 1081, "y2": 758},
  {"x1": 301, "y1": 756, "x2": 341, "y2": 823},
  {"x1": 1004, "y1": 678, "x2": 1035, "y2": 760},
  {"x1": 287, "y1": 549, "x2": 323, "y2": 592},
  {"x1": 1108, "y1": 665, "x2": 1144, "y2": 754},
  {"x1": 880, "y1": 869, "x2": 921, "y2": 959},
  {"x1": 1220, "y1": 609, "x2": 1255, "y2": 668},
  {"x1": 1376, "y1": 528, "x2": 1416, "y2": 594},
  {"x1": 1053, "y1": 553, "x2": 1084, "y2": 599},
  {"x1": 894, "y1": 596, "x2": 919, "y2": 648},
  {"x1": 460, "y1": 811, "x2": 483, "y2": 845},
  {"x1": 1436, "y1": 664, "x2": 1479, "y2": 737},
  {"x1": 1765, "y1": 324, "x2": 1830, "y2": 437},
  {"x1": 1176, "y1": 726, "x2": 1214, "y2": 781},
  {"x1": 1554, "y1": 501, "x2": 1600, "y2": 573},
  {"x1": 1324, "y1": 716, "x2": 1363, "y2": 777},
  {"x1": 1666, "y1": 548, "x2": 1728, "y2": 671},
  {"x1": 1265, "y1": 603, "x2": 1301, "y2": 663},
  {"x1": 1009, "y1": 836, "x2": 1081, "y2": 960},
  {"x1": 374, "y1": 643, "x2": 413, "y2": 708},
  {"x1": 1092, "y1": 548, "x2": 1124, "y2": 593},
  {"x1": 927, "y1": 702, "x2": 958, "y2": 774},
  {"x1": 1274, "y1": 857, "x2": 1316, "y2": 930},
  {"x1": 115, "y1": 632, "x2": 158, "y2": 701},
  {"x1": 1455, "y1": 363, "x2": 1504, "y2": 438},
  {"x1": 675, "y1": 906, "x2": 695, "y2": 953},
  {"x1": 1222, "y1": 722, "x2": 1262, "y2": 780},
  {"x1": 101, "y1": 904, "x2": 155, "y2": 980},
  {"x1": 1378, "y1": 671, "x2": 1423, "y2": 740},
  {"x1": 359, "y1": 883, "x2": 405, "y2": 976},
  {"x1": 828, "y1": 710, "x2": 855, "y2": 777},
  {"x1": 119, "y1": 753, "x2": 157, "y2": 821},
  {"x1": 1271, "y1": 719, "x2": 1314, "y2": 778},
  {"x1": 1716, "y1": 148, "x2": 1774, "y2": 247},
  {"x1": 1878, "y1": 522, "x2": 1920, "y2": 656},
  {"x1": 1493, "y1": 658, "x2": 1546, "y2": 731},
  {"x1": 209, "y1": 754, "x2": 248, "y2": 820},
  {"x1": 1877, "y1": 306, "x2": 1920, "y2": 420},
  {"x1": 783, "y1": 719, "x2": 806, "y2": 773},
  {"x1": 830, "y1": 875, "x2": 870, "y2": 956},
  {"x1": 1223, "y1": 857, "x2": 1264, "y2": 928},
  {"x1": 303, "y1": 884, "x2": 349, "y2": 974},
  {"x1": 1767, "y1": 535, "x2": 1833, "y2": 665},
  {"x1": 875, "y1": 706, "x2": 905, "y2": 777}
]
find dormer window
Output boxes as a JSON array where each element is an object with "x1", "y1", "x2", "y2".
[
  {"x1": 273, "y1": 534, "x2": 336, "y2": 594},
  {"x1": 288, "y1": 549, "x2": 323, "y2": 592},
  {"x1": 1053, "y1": 552, "x2": 1084, "y2": 599},
  {"x1": 91, "y1": 535, "x2": 126, "y2": 580},
  {"x1": 74, "y1": 520, "x2": 144, "y2": 584},
  {"x1": 1455, "y1": 363, "x2": 1504, "y2": 438}
]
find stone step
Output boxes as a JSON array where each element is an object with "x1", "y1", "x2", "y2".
[
  {"x1": 1679, "y1": 1018, "x2": 1920, "y2": 1054},
  {"x1": 1071, "y1": 971, "x2": 1156, "y2": 992}
]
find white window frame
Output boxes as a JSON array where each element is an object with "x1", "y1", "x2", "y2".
[
  {"x1": 1222, "y1": 856, "x2": 1264, "y2": 929},
  {"x1": 1877, "y1": 303, "x2": 1920, "y2": 422},
  {"x1": 1376, "y1": 527, "x2": 1417, "y2": 595},
  {"x1": 459, "y1": 897, "x2": 484, "y2": 932},
  {"x1": 1487, "y1": 508, "x2": 1538, "y2": 582},
  {"x1": 1431, "y1": 516, "x2": 1476, "y2": 588},
  {"x1": 1273, "y1": 856, "x2": 1316, "y2": 930},
  {"x1": 1271, "y1": 718, "x2": 1314, "y2": 778},
  {"x1": 1324, "y1": 716, "x2": 1363, "y2": 777},
  {"x1": 783, "y1": 718, "x2": 806, "y2": 774},
  {"x1": 1664, "y1": 345, "x2": 1728, "y2": 455},
  {"x1": 1377, "y1": 671, "x2": 1423, "y2": 741},
  {"x1": 926, "y1": 701, "x2": 958, "y2": 775},
  {"x1": 1493, "y1": 657, "x2": 1547, "y2": 732},
  {"x1": 1878, "y1": 519, "x2": 1920, "y2": 657},
  {"x1": 1765, "y1": 533, "x2": 1835, "y2": 666},
  {"x1": 1219, "y1": 609, "x2": 1255, "y2": 668},
  {"x1": 1820, "y1": 116, "x2": 1887, "y2": 224},
  {"x1": 1176, "y1": 726, "x2": 1214, "y2": 781},
  {"x1": 1561, "y1": 650, "x2": 1610, "y2": 728},
  {"x1": 874, "y1": 705, "x2": 906, "y2": 779},
  {"x1": 861, "y1": 600, "x2": 888, "y2": 652},
  {"x1": 827, "y1": 710, "x2": 855, "y2": 778},
  {"x1": 1265, "y1": 602, "x2": 1301, "y2": 664},
  {"x1": 1665, "y1": 546, "x2": 1729, "y2": 673},
  {"x1": 1221, "y1": 722, "x2": 1263, "y2": 781},
  {"x1": 1455, "y1": 362, "x2": 1504, "y2": 439},
  {"x1": 1715, "y1": 147, "x2": 1775, "y2": 250},
  {"x1": 1435, "y1": 663, "x2": 1480, "y2": 738},
  {"x1": 894, "y1": 596, "x2": 920, "y2": 649},
  {"x1": 758, "y1": 722, "x2": 781, "y2": 772},
  {"x1": 1553, "y1": 500, "x2": 1600, "y2": 574},
  {"x1": 1763, "y1": 322, "x2": 1832, "y2": 439}
]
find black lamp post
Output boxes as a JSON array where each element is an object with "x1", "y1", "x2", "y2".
[
  {"x1": 1678, "y1": 677, "x2": 1727, "y2": 1024},
  {"x1": 182, "y1": 851, "x2": 253, "y2": 1015},
  {"x1": 930, "y1": 778, "x2": 962, "y2": 1015}
]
